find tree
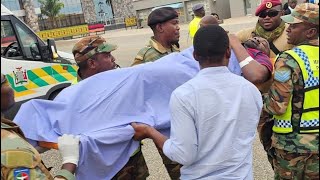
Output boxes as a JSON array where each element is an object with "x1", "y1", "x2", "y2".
[{"x1": 38, "y1": 0, "x2": 64, "y2": 28}]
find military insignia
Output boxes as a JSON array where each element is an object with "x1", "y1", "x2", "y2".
[
  {"x1": 274, "y1": 67, "x2": 292, "y2": 83},
  {"x1": 13, "y1": 168, "x2": 30, "y2": 180},
  {"x1": 13, "y1": 67, "x2": 28, "y2": 87},
  {"x1": 266, "y1": 2, "x2": 273, "y2": 9}
]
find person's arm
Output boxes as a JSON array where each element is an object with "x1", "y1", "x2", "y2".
[
  {"x1": 131, "y1": 123, "x2": 168, "y2": 149},
  {"x1": 229, "y1": 34, "x2": 271, "y2": 84},
  {"x1": 54, "y1": 134, "x2": 80, "y2": 180},
  {"x1": 163, "y1": 92, "x2": 198, "y2": 165},
  {"x1": 263, "y1": 53, "x2": 295, "y2": 115},
  {"x1": 132, "y1": 92, "x2": 198, "y2": 165}
]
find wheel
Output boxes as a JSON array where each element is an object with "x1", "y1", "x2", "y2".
[{"x1": 48, "y1": 89, "x2": 62, "y2": 100}]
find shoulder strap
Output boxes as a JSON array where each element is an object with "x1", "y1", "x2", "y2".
[
  {"x1": 269, "y1": 41, "x2": 281, "y2": 55},
  {"x1": 1, "y1": 118, "x2": 26, "y2": 140},
  {"x1": 1, "y1": 118, "x2": 53, "y2": 180}
]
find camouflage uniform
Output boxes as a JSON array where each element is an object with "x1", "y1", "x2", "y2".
[
  {"x1": 131, "y1": 37, "x2": 179, "y2": 66},
  {"x1": 72, "y1": 35, "x2": 149, "y2": 178},
  {"x1": 1, "y1": 117, "x2": 75, "y2": 180},
  {"x1": 112, "y1": 148, "x2": 149, "y2": 180},
  {"x1": 131, "y1": 37, "x2": 181, "y2": 179},
  {"x1": 263, "y1": 39, "x2": 319, "y2": 180}
]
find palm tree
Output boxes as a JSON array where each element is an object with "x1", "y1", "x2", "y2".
[{"x1": 38, "y1": 0, "x2": 64, "y2": 28}]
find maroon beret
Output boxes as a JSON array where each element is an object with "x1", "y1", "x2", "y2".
[{"x1": 255, "y1": 0, "x2": 282, "y2": 16}]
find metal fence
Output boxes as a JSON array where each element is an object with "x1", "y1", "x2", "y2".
[
  {"x1": 38, "y1": 14, "x2": 140, "y2": 31},
  {"x1": 38, "y1": 14, "x2": 86, "y2": 31}
]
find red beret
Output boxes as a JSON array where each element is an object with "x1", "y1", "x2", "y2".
[{"x1": 255, "y1": 0, "x2": 282, "y2": 16}]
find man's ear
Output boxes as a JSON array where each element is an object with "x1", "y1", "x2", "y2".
[
  {"x1": 193, "y1": 51, "x2": 199, "y2": 62},
  {"x1": 226, "y1": 47, "x2": 231, "y2": 59},
  {"x1": 156, "y1": 23, "x2": 164, "y2": 33},
  {"x1": 306, "y1": 28, "x2": 318, "y2": 39}
]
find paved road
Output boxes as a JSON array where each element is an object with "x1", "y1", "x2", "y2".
[{"x1": 42, "y1": 16, "x2": 274, "y2": 180}]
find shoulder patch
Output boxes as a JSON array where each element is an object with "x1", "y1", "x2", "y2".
[
  {"x1": 14, "y1": 168, "x2": 30, "y2": 180},
  {"x1": 274, "y1": 67, "x2": 292, "y2": 83}
]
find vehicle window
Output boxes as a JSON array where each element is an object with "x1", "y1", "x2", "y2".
[
  {"x1": 1, "y1": 20, "x2": 19, "y2": 56},
  {"x1": 15, "y1": 21, "x2": 41, "y2": 60}
]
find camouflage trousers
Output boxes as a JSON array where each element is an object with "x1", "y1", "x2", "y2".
[
  {"x1": 158, "y1": 149, "x2": 182, "y2": 180},
  {"x1": 273, "y1": 149, "x2": 319, "y2": 180},
  {"x1": 112, "y1": 150, "x2": 149, "y2": 180},
  {"x1": 257, "y1": 110, "x2": 275, "y2": 169}
]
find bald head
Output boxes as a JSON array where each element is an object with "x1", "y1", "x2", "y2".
[{"x1": 199, "y1": 15, "x2": 219, "y2": 28}]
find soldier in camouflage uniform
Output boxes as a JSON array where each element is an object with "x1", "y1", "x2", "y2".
[
  {"x1": 131, "y1": 7, "x2": 182, "y2": 180},
  {"x1": 71, "y1": 35, "x2": 120, "y2": 84},
  {"x1": 71, "y1": 36, "x2": 150, "y2": 179},
  {"x1": 263, "y1": 3, "x2": 319, "y2": 179},
  {"x1": 131, "y1": 7, "x2": 180, "y2": 66},
  {"x1": 1, "y1": 74, "x2": 80, "y2": 180}
]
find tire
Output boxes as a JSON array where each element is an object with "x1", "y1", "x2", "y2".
[{"x1": 48, "y1": 89, "x2": 62, "y2": 100}]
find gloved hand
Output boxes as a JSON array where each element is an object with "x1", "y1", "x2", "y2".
[{"x1": 58, "y1": 134, "x2": 80, "y2": 165}]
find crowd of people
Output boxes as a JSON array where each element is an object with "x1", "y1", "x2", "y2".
[{"x1": 1, "y1": 0, "x2": 319, "y2": 179}]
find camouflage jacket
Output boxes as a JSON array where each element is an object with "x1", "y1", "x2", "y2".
[
  {"x1": 1, "y1": 117, "x2": 75, "y2": 180},
  {"x1": 263, "y1": 39, "x2": 319, "y2": 154},
  {"x1": 131, "y1": 37, "x2": 179, "y2": 66}
]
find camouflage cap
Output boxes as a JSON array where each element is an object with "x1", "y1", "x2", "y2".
[
  {"x1": 281, "y1": 3, "x2": 319, "y2": 25},
  {"x1": 72, "y1": 35, "x2": 117, "y2": 64}
]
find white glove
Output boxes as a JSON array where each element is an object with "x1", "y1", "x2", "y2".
[{"x1": 58, "y1": 134, "x2": 80, "y2": 165}]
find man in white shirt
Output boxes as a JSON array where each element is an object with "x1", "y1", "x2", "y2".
[{"x1": 132, "y1": 25, "x2": 263, "y2": 179}]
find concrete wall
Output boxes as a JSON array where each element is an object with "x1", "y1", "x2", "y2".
[
  {"x1": 132, "y1": 0, "x2": 232, "y2": 26},
  {"x1": 133, "y1": 0, "x2": 211, "y2": 26},
  {"x1": 81, "y1": 0, "x2": 97, "y2": 23},
  {"x1": 215, "y1": 0, "x2": 231, "y2": 19},
  {"x1": 230, "y1": 0, "x2": 246, "y2": 17},
  {"x1": 133, "y1": 0, "x2": 184, "y2": 11},
  {"x1": 112, "y1": 0, "x2": 135, "y2": 18},
  {"x1": 229, "y1": 0, "x2": 262, "y2": 17}
]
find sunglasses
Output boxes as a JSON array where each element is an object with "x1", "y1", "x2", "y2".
[
  {"x1": 79, "y1": 37, "x2": 100, "y2": 55},
  {"x1": 259, "y1": 10, "x2": 280, "y2": 18}
]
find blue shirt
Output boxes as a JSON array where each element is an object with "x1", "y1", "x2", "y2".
[
  {"x1": 13, "y1": 49, "x2": 200, "y2": 180},
  {"x1": 163, "y1": 67, "x2": 263, "y2": 180}
]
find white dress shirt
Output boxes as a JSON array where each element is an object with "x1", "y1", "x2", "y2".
[{"x1": 163, "y1": 67, "x2": 262, "y2": 180}]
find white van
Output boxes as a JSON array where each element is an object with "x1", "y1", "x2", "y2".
[{"x1": 1, "y1": 4, "x2": 77, "y2": 119}]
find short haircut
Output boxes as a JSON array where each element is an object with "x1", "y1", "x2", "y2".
[
  {"x1": 211, "y1": 13, "x2": 219, "y2": 19},
  {"x1": 193, "y1": 25, "x2": 229, "y2": 63},
  {"x1": 149, "y1": 24, "x2": 157, "y2": 32}
]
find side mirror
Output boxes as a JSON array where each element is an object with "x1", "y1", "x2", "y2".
[
  {"x1": 47, "y1": 39, "x2": 59, "y2": 59},
  {"x1": 38, "y1": 43, "x2": 51, "y2": 62}
]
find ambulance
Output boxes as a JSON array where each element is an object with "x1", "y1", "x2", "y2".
[{"x1": 1, "y1": 4, "x2": 78, "y2": 119}]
